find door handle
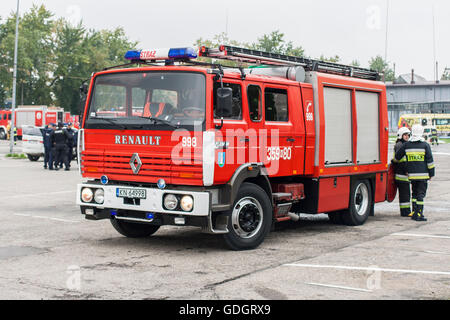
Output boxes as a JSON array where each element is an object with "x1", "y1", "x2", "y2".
[
  {"x1": 287, "y1": 138, "x2": 296, "y2": 142},
  {"x1": 240, "y1": 138, "x2": 250, "y2": 143}
]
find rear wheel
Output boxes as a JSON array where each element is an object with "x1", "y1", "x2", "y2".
[
  {"x1": 111, "y1": 218, "x2": 160, "y2": 238},
  {"x1": 342, "y1": 180, "x2": 372, "y2": 226},
  {"x1": 0, "y1": 129, "x2": 5, "y2": 140},
  {"x1": 27, "y1": 155, "x2": 40, "y2": 162},
  {"x1": 223, "y1": 183, "x2": 272, "y2": 251}
]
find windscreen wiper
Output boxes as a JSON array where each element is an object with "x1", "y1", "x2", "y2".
[
  {"x1": 135, "y1": 116, "x2": 180, "y2": 129},
  {"x1": 89, "y1": 117, "x2": 127, "y2": 130}
]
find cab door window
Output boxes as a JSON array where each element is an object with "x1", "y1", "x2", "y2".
[
  {"x1": 213, "y1": 82, "x2": 242, "y2": 120},
  {"x1": 265, "y1": 88, "x2": 288, "y2": 122},
  {"x1": 247, "y1": 85, "x2": 262, "y2": 122}
]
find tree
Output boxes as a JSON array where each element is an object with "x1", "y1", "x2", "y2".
[
  {"x1": 369, "y1": 55, "x2": 395, "y2": 81},
  {"x1": 52, "y1": 21, "x2": 137, "y2": 113},
  {"x1": 251, "y1": 30, "x2": 304, "y2": 57},
  {"x1": 350, "y1": 60, "x2": 361, "y2": 67},
  {"x1": 319, "y1": 55, "x2": 341, "y2": 63},
  {"x1": 0, "y1": 5, "x2": 55, "y2": 106},
  {"x1": 0, "y1": 5, "x2": 138, "y2": 112},
  {"x1": 441, "y1": 68, "x2": 450, "y2": 81}
]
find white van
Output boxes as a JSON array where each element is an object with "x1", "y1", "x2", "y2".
[{"x1": 22, "y1": 125, "x2": 44, "y2": 161}]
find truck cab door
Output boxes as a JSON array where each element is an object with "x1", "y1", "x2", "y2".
[{"x1": 263, "y1": 85, "x2": 294, "y2": 177}]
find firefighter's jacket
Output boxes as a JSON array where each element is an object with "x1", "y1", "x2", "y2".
[
  {"x1": 394, "y1": 141, "x2": 435, "y2": 181},
  {"x1": 393, "y1": 140, "x2": 408, "y2": 182}
]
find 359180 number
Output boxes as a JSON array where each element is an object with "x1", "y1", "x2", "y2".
[{"x1": 267, "y1": 147, "x2": 292, "y2": 161}]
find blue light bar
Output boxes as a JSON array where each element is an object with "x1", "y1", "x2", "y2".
[
  {"x1": 168, "y1": 47, "x2": 197, "y2": 59},
  {"x1": 124, "y1": 47, "x2": 197, "y2": 61},
  {"x1": 124, "y1": 51, "x2": 141, "y2": 60}
]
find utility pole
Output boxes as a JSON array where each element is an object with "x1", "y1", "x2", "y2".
[{"x1": 9, "y1": 0, "x2": 20, "y2": 154}]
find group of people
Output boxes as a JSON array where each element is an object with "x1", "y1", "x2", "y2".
[
  {"x1": 42, "y1": 122, "x2": 77, "y2": 171},
  {"x1": 392, "y1": 124, "x2": 435, "y2": 222}
]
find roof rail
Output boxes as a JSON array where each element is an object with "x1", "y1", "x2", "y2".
[{"x1": 199, "y1": 45, "x2": 381, "y2": 81}]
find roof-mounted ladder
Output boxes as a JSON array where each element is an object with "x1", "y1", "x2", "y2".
[{"x1": 199, "y1": 45, "x2": 380, "y2": 81}]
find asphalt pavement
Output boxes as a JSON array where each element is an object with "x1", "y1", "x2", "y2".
[{"x1": 0, "y1": 140, "x2": 449, "y2": 300}]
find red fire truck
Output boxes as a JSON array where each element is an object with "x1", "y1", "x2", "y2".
[
  {"x1": 0, "y1": 106, "x2": 66, "y2": 139},
  {"x1": 76, "y1": 46, "x2": 389, "y2": 250}
]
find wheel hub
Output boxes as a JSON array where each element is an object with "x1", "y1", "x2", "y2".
[{"x1": 231, "y1": 197, "x2": 263, "y2": 239}]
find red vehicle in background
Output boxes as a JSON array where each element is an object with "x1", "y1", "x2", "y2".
[
  {"x1": 76, "y1": 46, "x2": 390, "y2": 250},
  {"x1": 0, "y1": 106, "x2": 79, "y2": 139},
  {"x1": 0, "y1": 110, "x2": 12, "y2": 139}
]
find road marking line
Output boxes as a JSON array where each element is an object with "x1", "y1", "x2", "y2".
[
  {"x1": 0, "y1": 190, "x2": 74, "y2": 200},
  {"x1": 433, "y1": 152, "x2": 450, "y2": 156},
  {"x1": 306, "y1": 282, "x2": 372, "y2": 293},
  {"x1": 283, "y1": 264, "x2": 450, "y2": 276},
  {"x1": 424, "y1": 251, "x2": 450, "y2": 255},
  {"x1": 13, "y1": 213, "x2": 80, "y2": 223},
  {"x1": 392, "y1": 233, "x2": 450, "y2": 239}
]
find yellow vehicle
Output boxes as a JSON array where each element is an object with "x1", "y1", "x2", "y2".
[{"x1": 398, "y1": 113, "x2": 450, "y2": 135}]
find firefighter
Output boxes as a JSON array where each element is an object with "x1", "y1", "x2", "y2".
[
  {"x1": 431, "y1": 128, "x2": 439, "y2": 146},
  {"x1": 50, "y1": 122, "x2": 71, "y2": 171},
  {"x1": 394, "y1": 124, "x2": 435, "y2": 222},
  {"x1": 43, "y1": 123, "x2": 54, "y2": 170},
  {"x1": 392, "y1": 127, "x2": 411, "y2": 217}
]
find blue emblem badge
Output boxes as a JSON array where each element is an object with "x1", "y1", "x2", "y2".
[{"x1": 218, "y1": 152, "x2": 226, "y2": 168}]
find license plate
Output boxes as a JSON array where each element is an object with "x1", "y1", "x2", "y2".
[{"x1": 116, "y1": 188, "x2": 147, "y2": 199}]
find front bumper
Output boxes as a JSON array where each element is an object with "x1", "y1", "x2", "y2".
[{"x1": 76, "y1": 183, "x2": 211, "y2": 217}]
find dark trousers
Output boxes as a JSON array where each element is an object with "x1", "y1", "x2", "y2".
[
  {"x1": 396, "y1": 180, "x2": 411, "y2": 216},
  {"x1": 44, "y1": 146, "x2": 53, "y2": 168},
  {"x1": 411, "y1": 180, "x2": 428, "y2": 218},
  {"x1": 53, "y1": 144, "x2": 68, "y2": 169}
]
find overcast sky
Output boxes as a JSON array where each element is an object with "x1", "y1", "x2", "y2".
[{"x1": 1, "y1": 0, "x2": 448, "y2": 80}]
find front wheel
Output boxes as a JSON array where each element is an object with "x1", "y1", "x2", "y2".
[
  {"x1": 342, "y1": 180, "x2": 372, "y2": 226},
  {"x1": 223, "y1": 183, "x2": 273, "y2": 251},
  {"x1": 110, "y1": 218, "x2": 160, "y2": 238},
  {"x1": 27, "y1": 155, "x2": 40, "y2": 162}
]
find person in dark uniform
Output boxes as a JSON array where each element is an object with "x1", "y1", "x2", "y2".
[
  {"x1": 392, "y1": 127, "x2": 411, "y2": 217},
  {"x1": 50, "y1": 122, "x2": 71, "y2": 171},
  {"x1": 65, "y1": 123, "x2": 75, "y2": 168},
  {"x1": 43, "y1": 123, "x2": 54, "y2": 170},
  {"x1": 394, "y1": 124, "x2": 435, "y2": 222}
]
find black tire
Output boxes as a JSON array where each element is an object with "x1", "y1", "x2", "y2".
[
  {"x1": 223, "y1": 182, "x2": 273, "y2": 251},
  {"x1": 27, "y1": 155, "x2": 40, "y2": 162},
  {"x1": 328, "y1": 210, "x2": 345, "y2": 225},
  {"x1": 110, "y1": 218, "x2": 160, "y2": 238},
  {"x1": 0, "y1": 129, "x2": 5, "y2": 140},
  {"x1": 341, "y1": 180, "x2": 372, "y2": 226}
]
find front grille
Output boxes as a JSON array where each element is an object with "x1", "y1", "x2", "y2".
[{"x1": 81, "y1": 149, "x2": 203, "y2": 186}]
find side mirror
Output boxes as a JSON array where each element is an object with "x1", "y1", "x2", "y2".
[
  {"x1": 79, "y1": 83, "x2": 89, "y2": 121},
  {"x1": 80, "y1": 83, "x2": 88, "y2": 95},
  {"x1": 216, "y1": 87, "x2": 233, "y2": 118}
]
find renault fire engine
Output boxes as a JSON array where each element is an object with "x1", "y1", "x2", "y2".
[{"x1": 76, "y1": 46, "x2": 390, "y2": 250}]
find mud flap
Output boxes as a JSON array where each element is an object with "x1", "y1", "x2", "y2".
[{"x1": 387, "y1": 164, "x2": 397, "y2": 202}]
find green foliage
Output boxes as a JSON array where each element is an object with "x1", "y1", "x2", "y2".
[
  {"x1": 369, "y1": 55, "x2": 395, "y2": 81},
  {"x1": 441, "y1": 68, "x2": 450, "y2": 81},
  {"x1": 350, "y1": 60, "x2": 361, "y2": 67},
  {"x1": 319, "y1": 54, "x2": 341, "y2": 63},
  {"x1": 251, "y1": 30, "x2": 304, "y2": 57},
  {"x1": 0, "y1": 5, "x2": 137, "y2": 112}
]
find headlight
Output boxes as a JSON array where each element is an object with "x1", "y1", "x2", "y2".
[
  {"x1": 81, "y1": 188, "x2": 93, "y2": 203},
  {"x1": 94, "y1": 189, "x2": 104, "y2": 204},
  {"x1": 163, "y1": 194, "x2": 178, "y2": 210},
  {"x1": 180, "y1": 195, "x2": 194, "y2": 212}
]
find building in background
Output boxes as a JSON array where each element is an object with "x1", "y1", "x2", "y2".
[{"x1": 387, "y1": 72, "x2": 450, "y2": 133}]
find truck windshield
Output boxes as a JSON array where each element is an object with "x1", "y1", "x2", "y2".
[{"x1": 85, "y1": 71, "x2": 206, "y2": 130}]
